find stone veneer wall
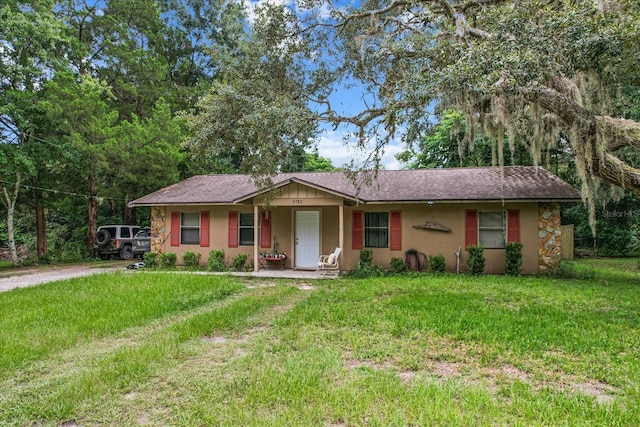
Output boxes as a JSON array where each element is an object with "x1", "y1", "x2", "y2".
[
  {"x1": 150, "y1": 206, "x2": 166, "y2": 253},
  {"x1": 538, "y1": 202, "x2": 561, "y2": 272}
]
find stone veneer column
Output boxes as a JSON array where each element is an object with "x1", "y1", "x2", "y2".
[
  {"x1": 538, "y1": 202, "x2": 561, "y2": 272},
  {"x1": 151, "y1": 206, "x2": 166, "y2": 254}
]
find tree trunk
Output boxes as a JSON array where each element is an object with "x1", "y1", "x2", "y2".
[
  {"x1": 2, "y1": 174, "x2": 21, "y2": 266},
  {"x1": 35, "y1": 188, "x2": 47, "y2": 258},
  {"x1": 88, "y1": 172, "x2": 97, "y2": 256}
]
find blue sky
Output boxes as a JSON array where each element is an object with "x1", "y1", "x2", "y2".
[{"x1": 244, "y1": 0, "x2": 407, "y2": 170}]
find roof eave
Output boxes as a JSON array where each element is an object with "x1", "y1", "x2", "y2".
[
  {"x1": 353, "y1": 198, "x2": 582, "y2": 204},
  {"x1": 128, "y1": 201, "x2": 238, "y2": 208}
]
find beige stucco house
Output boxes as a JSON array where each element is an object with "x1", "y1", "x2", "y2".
[{"x1": 129, "y1": 166, "x2": 580, "y2": 274}]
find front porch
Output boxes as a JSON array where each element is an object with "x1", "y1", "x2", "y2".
[{"x1": 245, "y1": 190, "x2": 346, "y2": 272}]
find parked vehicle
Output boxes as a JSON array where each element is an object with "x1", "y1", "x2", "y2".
[
  {"x1": 132, "y1": 228, "x2": 151, "y2": 257},
  {"x1": 94, "y1": 225, "x2": 143, "y2": 260}
]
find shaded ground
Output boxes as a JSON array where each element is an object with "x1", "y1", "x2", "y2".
[{"x1": 0, "y1": 263, "x2": 127, "y2": 292}]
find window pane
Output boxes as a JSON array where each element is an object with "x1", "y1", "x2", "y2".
[
  {"x1": 365, "y1": 212, "x2": 389, "y2": 228},
  {"x1": 479, "y1": 229, "x2": 505, "y2": 249},
  {"x1": 364, "y1": 212, "x2": 389, "y2": 248},
  {"x1": 365, "y1": 229, "x2": 388, "y2": 248},
  {"x1": 181, "y1": 228, "x2": 200, "y2": 244},
  {"x1": 239, "y1": 228, "x2": 254, "y2": 246},
  {"x1": 102, "y1": 227, "x2": 117, "y2": 238},
  {"x1": 120, "y1": 227, "x2": 130, "y2": 238},
  {"x1": 239, "y1": 213, "x2": 254, "y2": 226},
  {"x1": 181, "y1": 212, "x2": 199, "y2": 227},
  {"x1": 479, "y1": 212, "x2": 504, "y2": 228}
]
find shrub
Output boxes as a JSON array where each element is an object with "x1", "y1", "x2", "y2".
[
  {"x1": 505, "y1": 242, "x2": 523, "y2": 276},
  {"x1": 207, "y1": 249, "x2": 227, "y2": 272},
  {"x1": 183, "y1": 250, "x2": 202, "y2": 269},
  {"x1": 467, "y1": 245, "x2": 485, "y2": 275},
  {"x1": 359, "y1": 248, "x2": 373, "y2": 269},
  {"x1": 343, "y1": 249, "x2": 387, "y2": 278},
  {"x1": 143, "y1": 251, "x2": 159, "y2": 268},
  {"x1": 390, "y1": 257, "x2": 407, "y2": 273},
  {"x1": 429, "y1": 254, "x2": 446, "y2": 273},
  {"x1": 232, "y1": 253, "x2": 249, "y2": 271},
  {"x1": 158, "y1": 252, "x2": 177, "y2": 269}
]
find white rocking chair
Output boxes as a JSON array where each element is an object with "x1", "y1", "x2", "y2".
[{"x1": 318, "y1": 247, "x2": 341, "y2": 275}]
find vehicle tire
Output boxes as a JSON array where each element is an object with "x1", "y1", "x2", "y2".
[
  {"x1": 120, "y1": 245, "x2": 134, "y2": 260},
  {"x1": 95, "y1": 229, "x2": 111, "y2": 246}
]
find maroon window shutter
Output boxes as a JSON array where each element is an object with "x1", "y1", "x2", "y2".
[
  {"x1": 390, "y1": 210, "x2": 402, "y2": 250},
  {"x1": 200, "y1": 211, "x2": 210, "y2": 247},
  {"x1": 352, "y1": 210, "x2": 364, "y2": 250},
  {"x1": 465, "y1": 209, "x2": 478, "y2": 249},
  {"x1": 260, "y1": 211, "x2": 271, "y2": 248},
  {"x1": 228, "y1": 211, "x2": 238, "y2": 248},
  {"x1": 170, "y1": 211, "x2": 180, "y2": 247},
  {"x1": 507, "y1": 209, "x2": 521, "y2": 243}
]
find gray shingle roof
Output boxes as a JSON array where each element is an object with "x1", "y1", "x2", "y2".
[{"x1": 129, "y1": 166, "x2": 581, "y2": 206}]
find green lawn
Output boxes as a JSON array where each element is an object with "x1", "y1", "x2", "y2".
[{"x1": 1, "y1": 264, "x2": 639, "y2": 425}]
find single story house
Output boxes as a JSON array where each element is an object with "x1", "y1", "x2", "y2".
[{"x1": 129, "y1": 166, "x2": 581, "y2": 274}]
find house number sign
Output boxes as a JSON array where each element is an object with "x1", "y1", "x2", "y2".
[{"x1": 292, "y1": 199, "x2": 304, "y2": 204}]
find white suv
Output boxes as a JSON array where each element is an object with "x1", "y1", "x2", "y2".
[{"x1": 94, "y1": 225, "x2": 141, "y2": 260}]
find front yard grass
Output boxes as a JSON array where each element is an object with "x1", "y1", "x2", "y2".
[{"x1": 1, "y1": 265, "x2": 639, "y2": 425}]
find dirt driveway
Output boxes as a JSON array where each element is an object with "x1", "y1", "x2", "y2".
[{"x1": 0, "y1": 264, "x2": 127, "y2": 293}]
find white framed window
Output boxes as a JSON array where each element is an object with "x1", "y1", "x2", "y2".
[
  {"x1": 181, "y1": 212, "x2": 200, "y2": 244},
  {"x1": 365, "y1": 212, "x2": 389, "y2": 248},
  {"x1": 478, "y1": 211, "x2": 506, "y2": 249},
  {"x1": 239, "y1": 213, "x2": 254, "y2": 246}
]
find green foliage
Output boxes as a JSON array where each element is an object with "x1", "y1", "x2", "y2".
[
  {"x1": 143, "y1": 251, "x2": 159, "y2": 268},
  {"x1": 158, "y1": 252, "x2": 177, "y2": 269},
  {"x1": 232, "y1": 253, "x2": 249, "y2": 272},
  {"x1": 557, "y1": 261, "x2": 596, "y2": 280},
  {"x1": 505, "y1": 242, "x2": 523, "y2": 276},
  {"x1": 184, "y1": 3, "x2": 317, "y2": 179},
  {"x1": 359, "y1": 248, "x2": 373, "y2": 269},
  {"x1": 467, "y1": 246, "x2": 485, "y2": 275},
  {"x1": 428, "y1": 254, "x2": 446, "y2": 273},
  {"x1": 562, "y1": 194, "x2": 640, "y2": 257},
  {"x1": 390, "y1": 257, "x2": 407, "y2": 273},
  {"x1": 182, "y1": 251, "x2": 202, "y2": 269},
  {"x1": 207, "y1": 249, "x2": 228, "y2": 272},
  {"x1": 397, "y1": 110, "x2": 538, "y2": 169},
  {"x1": 303, "y1": 149, "x2": 336, "y2": 171},
  {"x1": 343, "y1": 249, "x2": 387, "y2": 278}
]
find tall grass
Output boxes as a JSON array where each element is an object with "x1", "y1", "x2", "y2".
[
  {"x1": 1, "y1": 265, "x2": 639, "y2": 425},
  {"x1": 0, "y1": 272, "x2": 243, "y2": 373}
]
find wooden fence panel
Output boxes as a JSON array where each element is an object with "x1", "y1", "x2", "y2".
[{"x1": 560, "y1": 224, "x2": 574, "y2": 260}]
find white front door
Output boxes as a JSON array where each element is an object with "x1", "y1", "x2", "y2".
[{"x1": 295, "y1": 211, "x2": 320, "y2": 269}]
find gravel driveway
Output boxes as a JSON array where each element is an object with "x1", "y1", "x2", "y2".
[{"x1": 0, "y1": 265, "x2": 125, "y2": 292}]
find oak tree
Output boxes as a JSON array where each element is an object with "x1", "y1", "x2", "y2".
[{"x1": 302, "y1": 0, "x2": 640, "y2": 226}]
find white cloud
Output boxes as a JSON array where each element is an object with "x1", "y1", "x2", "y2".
[
  {"x1": 314, "y1": 127, "x2": 405, "y2": 170},
  {"x1": 243, "y1": 0, "x2": 294, "y2": 24}
]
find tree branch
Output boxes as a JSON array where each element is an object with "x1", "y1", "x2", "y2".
[
  {"x1": 598, "y1": 116, "x2": 640, "y2": 152},
  {"x1": 518, "y1": 81, "x2": 640, "y2": 196}
]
